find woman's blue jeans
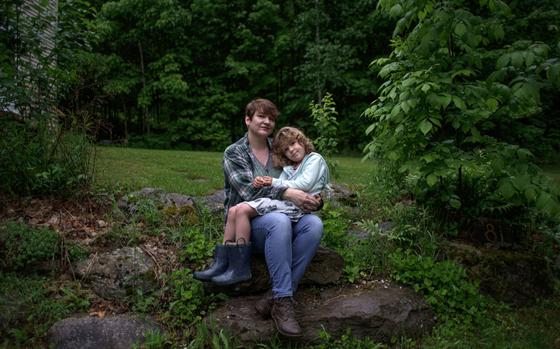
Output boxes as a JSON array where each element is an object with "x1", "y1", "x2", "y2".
[{"x1": 250, "y1": 212, "x2": 323, "y2": 298}]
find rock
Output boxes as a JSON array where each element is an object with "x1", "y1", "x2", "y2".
[
  {"x1": 441, "y1": 241, "x2": 555, "y2": 306},
  {"x1": 300, "y1": 286, "x2": 435, "y2": 342},
  {"x1": 204, "y1": 246, "x2": 344, "y2": 295},
  {"x1": 349, "y1": 221, "x2": 393, "y2": 241},
  {"x1": 118, "y1": 187, "x2": 196, "y2": 213},
  {"x1": 299, "y1": 246, "x2": 345, "y2": 286},
  {"x1": 74, "y1": 247, "x2": 156, "y2": 299},
  {"x1": 208, "y1": 284, "x2": 435, "y2": 344},
  {"x1": 47, "y1": 314, "x2": 160, "y2": 349},
  {"x1": 329, "y1": 183, "x2": 358, "y2": 206},
  {"x1": 194, "y1": 189, "x2": 226, "y2": 216}
]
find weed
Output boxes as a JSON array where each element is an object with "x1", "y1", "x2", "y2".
[
  {"x1": 0, "y1": 221, "x2": 60, "y2": 272},
  {"x1": 389, "y1": 250, "x2": 486, "y2": 324},
  {"x1": 132, "y1": 329, "x2": 171, "y2": 349},
  {"x1": 187, "y1": 320, "x2": 240, "y2": 349},
  {"x1": 0, "y1": 274, "x2": 92, "y2": 347},
  {"x1": 128, "y1": 196, "x2": 164, "y2": 229},
  {"x1": 311, "y1": 328, "x2": 386, "y2": 349},
  {"x1": 320, "y1": 205, "x2": 351, "y2": 250}
]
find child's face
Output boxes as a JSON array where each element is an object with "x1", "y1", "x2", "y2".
[{"x1": 284, "y1": 140, "x2": 305, "y2": 164}]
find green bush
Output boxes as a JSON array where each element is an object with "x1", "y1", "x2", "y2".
[
  {"x1": 0, "y1": 221, "x2": 87, "y2": 272},
  {"x1": 0, "y1": 274, "x2": 91, "y2": 347},
  {"x1": 389, "y1": 251, "x2": 485, "y2": 323},
  {"x1": 0, "y1": 222, "x2": 60, "y2": 271},
  {"x1": 0, "y1": 119, "x2": 94, "y2": 196},
  {"x1": 309, "y1": 92, "x2": 341, "y2": 178},
  {"x1": 321, "y1": 206, "x2": 351, "y2": 250},
  {"x1": 162, "y1": 269, "x2": 208, "y2": 329}
]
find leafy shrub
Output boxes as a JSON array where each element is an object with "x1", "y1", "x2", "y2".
[
  {"x1": 0, "y1": 222, "x2": 60, "y2": 271},
  {"x1": 0, "y1": 119, "x2": 94, "y2": 196},
  {"x1": 389, "y1": 251, "x2": 485, "y2": 323},
  {"x1": 0, "y1": 274, "x2": 91, "y2": 347},
  {"x1": 162, "y1": 268, "x2": 208, "y2": 329},
  {"x1": 127, "y1": 196, "x2": 164, "y2": 228},
  {"x1": 366, "y1": 0, "x2": 560, "y2": 237},
  {"x1": 0, "y1": 221, "x2": 87, "y2": 272},
  {"x1": 309, "y1": 92, "x2": 340, "y2": 178},
  {"x1": 174, "y1": 227, "x2": 216, "y2": 267},
  {"x1": 320, "y1": 206, "x2": 351, "y2": 250}
]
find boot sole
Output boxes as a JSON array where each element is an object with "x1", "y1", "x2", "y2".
[{"x1": 211, "y1": 274, "x2": 252, "y2": 286}]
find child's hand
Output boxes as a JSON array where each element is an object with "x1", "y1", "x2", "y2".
[{"x1": 253, "y1": 176, "x2": 273, "y2": 188}]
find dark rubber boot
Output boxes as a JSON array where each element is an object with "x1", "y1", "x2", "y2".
[
  {"x1": 193, "y1": 244, "x2": 228, "y2": 281},
  {"x1": 211, "y1": 243, "x2": 252, "y2": 285}
]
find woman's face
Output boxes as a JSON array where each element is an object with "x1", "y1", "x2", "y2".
[
  {"x1": 245, "y1": 111, "x2": 275, "y2": 137},
  {"x1": 284, "y1": 140, "x2": 305, "y2": 164}
]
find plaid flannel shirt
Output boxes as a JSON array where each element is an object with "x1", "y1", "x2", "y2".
[{"x1": 223, "y1": 133, "x2": 286, "y2": 220}]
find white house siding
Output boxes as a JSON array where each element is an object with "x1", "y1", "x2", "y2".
[
  {"x1": 20, "y1": 0, "x2": 58, "y2": 68},
  {"x1": 3, "y1": 0, "x2": 59, "y2": 117}
]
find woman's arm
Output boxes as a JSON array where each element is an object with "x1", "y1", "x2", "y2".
[
  {"x1": 223, "y1": 146, "x2": 285, "y2": 202},
  {"x1": 282, "y1": 188, "x2": 321, "y2": 211}
]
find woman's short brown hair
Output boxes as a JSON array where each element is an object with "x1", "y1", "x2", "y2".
[
  {"x1": 272, "y1": 126, "x2": 315, "y2": 167},
  {"x1": 245, "y1": 98, "x2": 279, "y2": 121}
]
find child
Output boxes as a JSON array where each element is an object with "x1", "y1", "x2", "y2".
[{"x1": 194, "y1": 126, "x2": 330, "y2": 286}]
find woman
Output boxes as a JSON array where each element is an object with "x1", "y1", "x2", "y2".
[{"x1": 194, "y1": 98, "x2": 323, "y2": 337}]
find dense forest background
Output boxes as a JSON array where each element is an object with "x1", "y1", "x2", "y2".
[
  {"x1": 55, "y1": 0, "x2": 394, "y2": 152},
  {"x1": 2, "y1": 0, "x2": 559, "y2": 155}
]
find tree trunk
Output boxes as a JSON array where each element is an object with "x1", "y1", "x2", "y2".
[
  {"x1": 138, "y1": 41, "x2": 149, "y2": 134},
  {"x1": 314, "y1": 0, "x2": 323, "y2": 104}
]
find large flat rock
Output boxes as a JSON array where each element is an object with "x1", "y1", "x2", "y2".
[{"x1": 208, "y1": 283, "x2": 435, "y2": 344}]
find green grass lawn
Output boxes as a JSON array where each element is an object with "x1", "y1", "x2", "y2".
[{"x1": 95, "y1": 146, "x2": 378, "y2": 195}]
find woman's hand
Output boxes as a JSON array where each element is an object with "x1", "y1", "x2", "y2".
[
  {"x1": 253, "y1": 176, "x2": 273, "y2": 188},
  {"x1": 282, "y1": 188, "x2": 321, "y2": 212}
]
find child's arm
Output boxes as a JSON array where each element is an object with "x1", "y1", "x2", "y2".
[{"x1": 272, "y1": 153, "x2": 326, "y2": 192}]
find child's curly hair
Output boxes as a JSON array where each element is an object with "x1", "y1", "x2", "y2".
[{"x1": 272, "y1": 126, "x2": 315, "y2": 167}]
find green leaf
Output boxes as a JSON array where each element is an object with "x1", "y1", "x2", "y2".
[
  {"x1": 511, "y1": 174, "x2": 530, "y2": 191},
  {"x1": 401, "y1": 100, "x2": 411, "y2": 113},
  {"x1": 524, "y1": 186, "x2": 537, "y2": 202},
  {"x1": 536, "y1": 192, "x2": 553, "y2": 210},
  {"x1": 389, "y1": 4, "x2": 403, "y2": 18},
  {"x1": 449, "y1": 198, "x2": 461, "y2": 208},
  {"x1": 452, "y1": 96, "x2": 466, "y2": 110},
  {"x1": 422, "y1": 154, "x2": 436, "y2": 163},
  {"x1": 426, "y1": 174, "x2": 438, "y2": 187},
  {"x1": 511, "y1": 51, "x2": 523, "y2": 68},
  {"x1": 454, "y1": 22, "x2": 467, "y2": 36},
  {"x1": 419, "y1": 120, "x2": 433, "y2": 135},
  {"x1": 499, "y1": 180, "x2": 516, "y2": 199},
  {"x1": 485, "y1": 98, "x2": 499, "y2": 112},
  {"x1": 496, "y1": 54, "x2": 510, "y2": 69}
]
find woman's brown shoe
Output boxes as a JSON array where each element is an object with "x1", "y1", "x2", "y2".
[{"x1": 271, "y1": 297, "x2": 302, "y2": 337}]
